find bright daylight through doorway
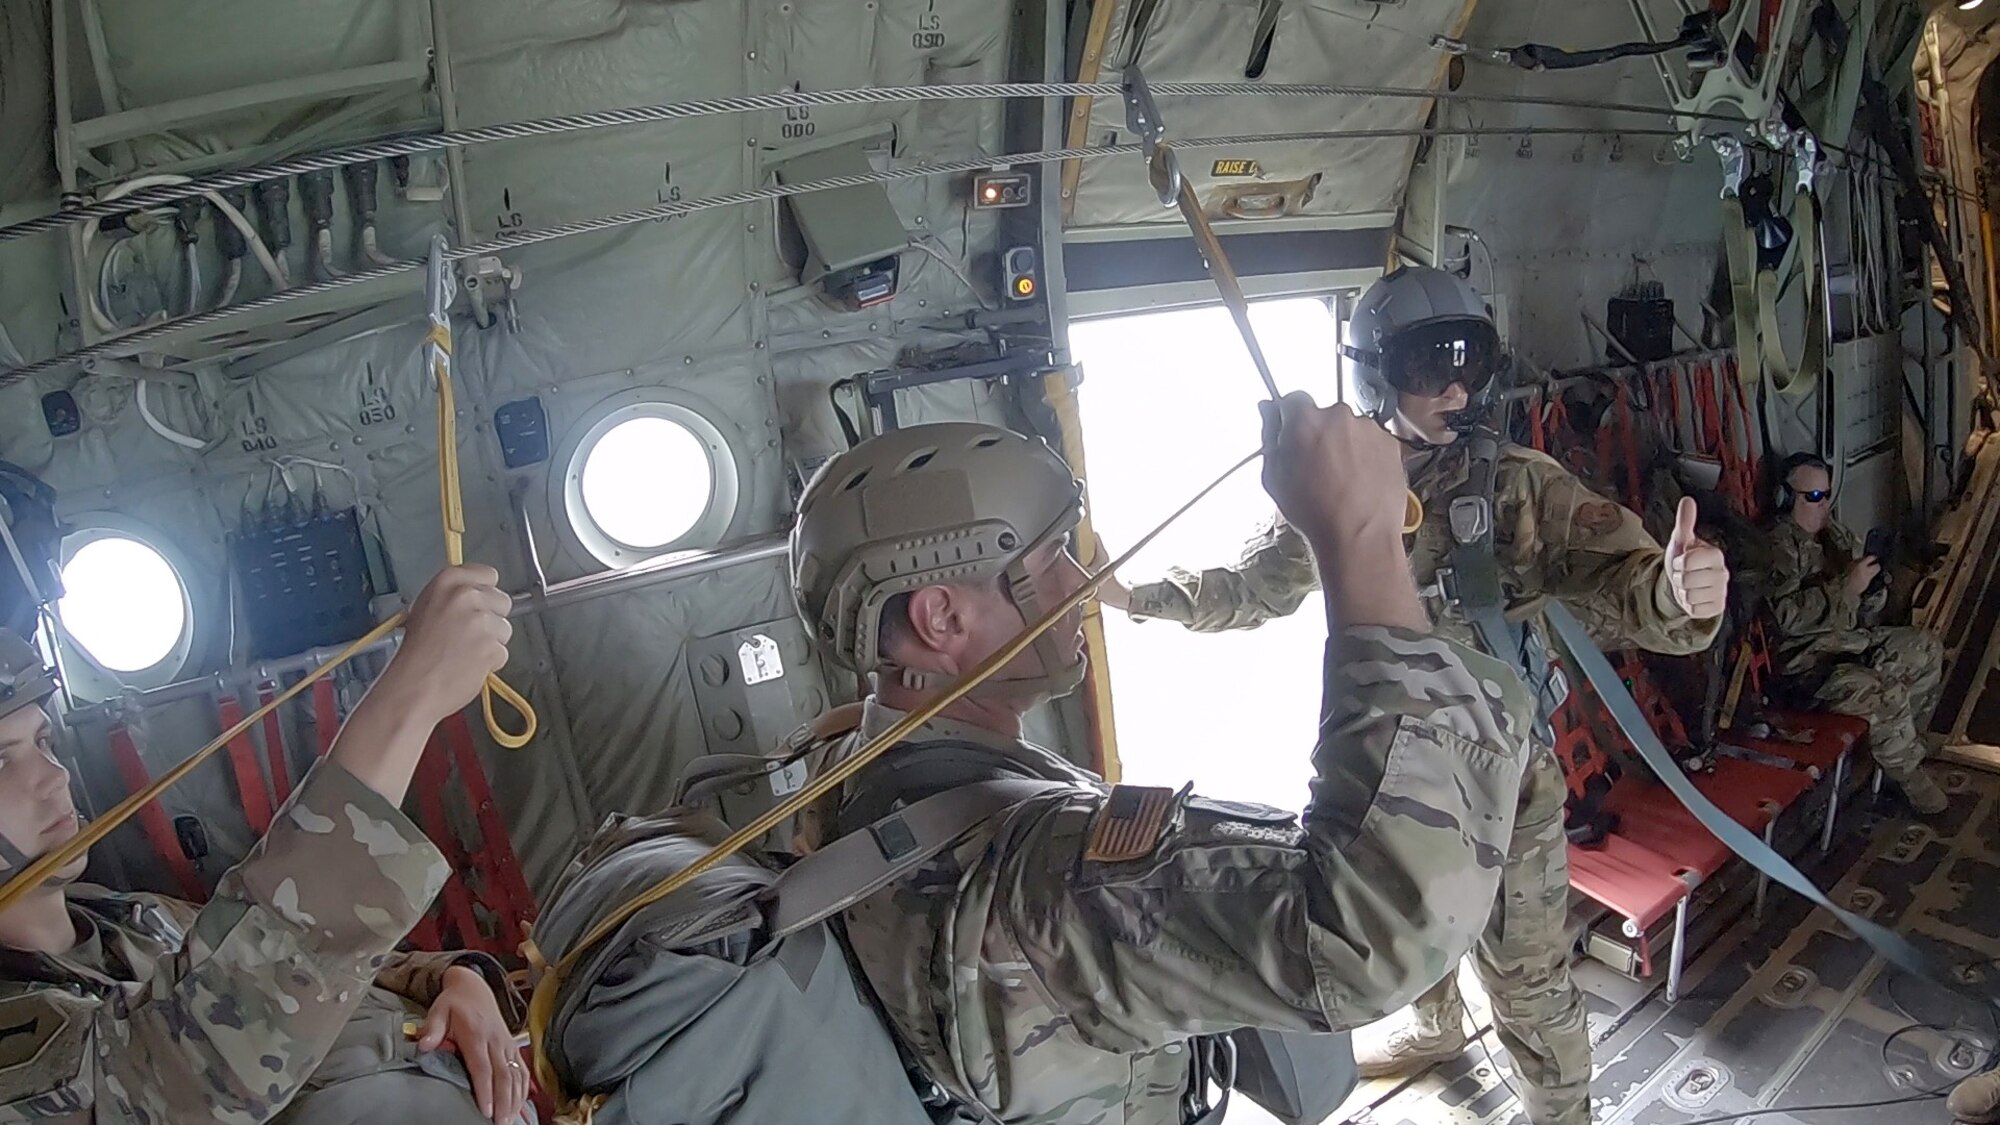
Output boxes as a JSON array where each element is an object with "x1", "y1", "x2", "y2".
[
  {"x1": 1072, "y1": 297, "x2": 1346, "y2": 1125},
  {"x1": 1073, "y1": 296, "x2": 1342, "y2": 805}
]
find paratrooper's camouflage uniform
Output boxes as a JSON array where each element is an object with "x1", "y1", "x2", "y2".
[
  {"x1": 813, "y1": 625, "x2": 1534, "y2": 1125},
  {"x1": 1125, "y1": 441, "x2": 1721, "y2": 1125},
  {"x1": 1764, "y1": 520, "x2": 1946, "y2": 806},
  {"x1": 0, "y1": 759, "x2": 462, "y2": 1124}
]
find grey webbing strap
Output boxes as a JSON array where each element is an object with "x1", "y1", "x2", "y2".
[
  {"x1": 1460, "y1": 600, "x2": 1540, "y2": 715},
  {"x1": 768, "y1": 778, "x2": 1061, "y2": 940},
  {"x1": 1182, "y1": 1035, "x2": 1236, "y2": 1125},
  {"x1": 1722, "y1": 186, "x2": 1828, "y2": 393},
  {"x1": 1446, "y1": 428, "x2": 1562, "y2": 744},
  {"x1": 675, "y1": 753, "x2": 781, "y2": 807},
  {"x1": 1544, "y1": 600, "x2": 1996, "y2": 1011}
]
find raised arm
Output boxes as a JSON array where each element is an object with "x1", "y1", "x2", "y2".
[
  {"x1": 1517, "y1": 451, "x2": 1721, "y2": 655},
  {"x1": 1114, "y1": 519, "x2": 1320, "y2": 632},
  {"x1": 992, "y1": 399, "x2": 1531, "y2": 1050},
  {"x1": 101, "y1": 565, "x2": 513, "y2": 1124}
]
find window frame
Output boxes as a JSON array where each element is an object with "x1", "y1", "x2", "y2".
[
  {"x1": 550, "y1": 390, "x2": 743, "y2": 570},
  {"x1": 51, "y1": 516, "x2": 197, "y2": 697}
]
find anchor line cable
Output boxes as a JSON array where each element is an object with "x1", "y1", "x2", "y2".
[
  {"x1": 0, "y1": 124, "x2": 1679, "y2": 388},
  {"x1": 0, "y1": 80, "x2": 1747, "y2": 243}
]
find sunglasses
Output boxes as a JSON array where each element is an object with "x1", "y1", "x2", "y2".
[{"x1": 1797, "y1": 489, "x2": 1831, "y2": 503}]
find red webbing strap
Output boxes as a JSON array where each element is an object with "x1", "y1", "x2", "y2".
[
  {"x1": 1540, "y1": 394, "x2": 1571, "y2": 457},
  {"x1": 1615, "y1": 384, "x2": 1644, "y2": 505},
  {"x1": 412, "y1": 733, "x2": 484, "y2": 952},
  {"x1": 407, "y1": 914, "x2": 446, "y2": 953},
  {"x1": 1551, "y1": 698, "x2": 1617, "y2": 801},
  {"x1": 312, "y1": 679, "x2": 340, "y2": 757},
  {"x1": 443, "y1": 713, "x2": 536, "y2": 952},
  {"x1": 1722, "y1": 358, "x2": 1765, "y2": 519},
  {"x1": 215, "y1": 697, "x2": 275, "y2": 837},
  {"x1": 107, "y1": 726, "x2": 206, "y2": 902},
  {"x1": 1620, "y1": 654, "x2": 1691, "y2": 748},
  {"x1": 1661, "y1": 362, "x2": 1690, "y2": 452}
]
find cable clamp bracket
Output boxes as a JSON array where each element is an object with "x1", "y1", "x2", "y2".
[{"x1": 1122, "y1": 65, "x2": 1181, "y2": 207}]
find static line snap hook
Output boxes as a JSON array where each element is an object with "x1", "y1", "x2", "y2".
[
  {"x1": 1792, "y1": 134, "x2": 1819, "y2": 195},
  {"x1": 1121, "y1": 65, "x2": 1180, "y2": 208},
  {"x1": 1711, "y1": 134, "x2": 1746, "y2": 199}
]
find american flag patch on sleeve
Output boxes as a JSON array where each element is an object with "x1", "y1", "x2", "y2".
[{"x1": 1085, "y1": 784, "x2": 1185, "y2": 863}]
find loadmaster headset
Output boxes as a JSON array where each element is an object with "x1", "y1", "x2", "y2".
[{"x1": 1773, "y1": 451, "x2": 1831, "y2": 515}]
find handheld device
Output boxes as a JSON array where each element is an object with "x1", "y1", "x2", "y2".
[{"x1": 1863, "y1": 527, "x2": 1893, "y2": 595}]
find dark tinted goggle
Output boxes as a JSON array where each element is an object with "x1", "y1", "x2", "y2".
[{"x1": 1378, "y1": 320, "x2": 1501, "y2": 397}]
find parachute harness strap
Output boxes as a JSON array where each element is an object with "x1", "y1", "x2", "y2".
[
  {"x1": 520, "y1": 447, "x2": 1264, "y2": 1110},
  {"x1": 425, "y1": 237, "x2": 537, "y2": 748},
  {"x1": 0, "y1": 237, "x2": 538, "y2": 914}
]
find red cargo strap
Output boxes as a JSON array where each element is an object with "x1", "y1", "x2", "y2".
[
  {"x1": 1620, "y1": 656, "x2": 1691, "y2": 748},
  {"x1": 1615, "y1": 385, "x2": 1644, "y2": 504},
  {"x1": 1719, "y1": 356, "x2": 1764, "y2": 518},
  {"x1": 443, "y1": 713, "x2": 535, "y2": 951},
  {"x1": 312, "y1": 679, "x2": 340, "y2": 757},
  {"x1": 407, "y1": 915, "x2": 445, "y2": 952},
  {"x1": 215, "y1": 697, "x2": 275, "y2": 837},
  {"x1": 1690, "y1": 359, "x2": 1759, "y2": 517},
  {"x1": 107, "y1": 727, "x2": 206, "y2": 902},
  {"x1": 413, "y1": 732, "x2": 484, "y2": 951}
]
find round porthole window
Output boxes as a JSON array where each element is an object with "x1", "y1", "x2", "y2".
[
  {"x1": 56, "y1": 532, "x2": 191, "y2": 675},
  {"x1": 558, "y1": 396, "x2": 741, "y2": 568}
]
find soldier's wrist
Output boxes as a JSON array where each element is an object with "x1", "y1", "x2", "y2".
[{"x1": 1317, "y1": 537, "x2": 1426, "y2": 632}]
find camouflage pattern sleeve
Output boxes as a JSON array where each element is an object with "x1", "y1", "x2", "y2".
[
  {"x1": 373, "y1": 950, "x2": 527, "y2": 1027},
  {"x1": 994, "y1": 627, "x2": 1532, "y2": 1050},
  {"x1": 1767, "y1": 523, "x2": 1858, "y2": 638},
  {"x1": 104, "y1": 758, "x2": 450, "y2": 1124},
  {"x1": 1513, "y1": 450, "x2": 1719, "y2": 655},
  {"x1": 1124, "y1": 518, "x2": 1320, "y2": 631}
]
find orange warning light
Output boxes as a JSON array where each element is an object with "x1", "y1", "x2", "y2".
[{"x1": 1014, "y1": 276, "x2": 1036, "y2": 297}]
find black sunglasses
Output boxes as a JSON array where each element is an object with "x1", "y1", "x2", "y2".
[{"x1": 1798, "y1": 489, "x2": 1831, "y2": 503}]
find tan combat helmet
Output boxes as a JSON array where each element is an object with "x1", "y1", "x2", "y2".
[
  {"x1": 790, "y1": 422, "x2": 1087, "y2": 701},
  {"x1": 0, "y1": 629, "x2": 56, "y2": 725}
]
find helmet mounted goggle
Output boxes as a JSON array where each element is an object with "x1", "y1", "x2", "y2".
[{"x1": 1343, "y1": 317, "x2": 1505, "y2": 433}]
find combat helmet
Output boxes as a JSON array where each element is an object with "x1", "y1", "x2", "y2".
[
  {"x1": 1341, "y1": 265, "x2": 1504, "y2": 427},
  {"x1": 790, "y1": 422, "x2": 1086, "y2": 701}
]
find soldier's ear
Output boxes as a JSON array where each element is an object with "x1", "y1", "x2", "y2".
[{"x1": 904, "y1": 586, "x2": 962, "y2": 653}]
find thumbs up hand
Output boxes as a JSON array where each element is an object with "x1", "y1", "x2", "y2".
[{"x1": 1664, "y1": 496, "x2": 1729, "y2": 620}]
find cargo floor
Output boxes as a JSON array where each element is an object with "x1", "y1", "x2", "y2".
[{"x1": 1338, "y1": 765, "x2": 1999, "y2": 1125}]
